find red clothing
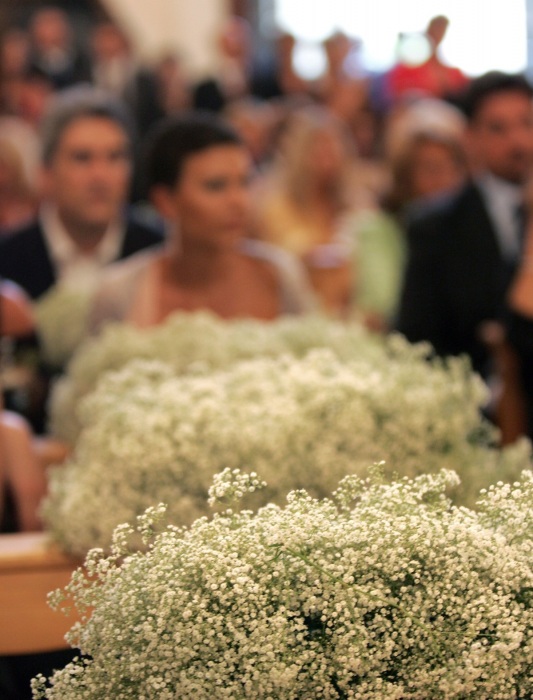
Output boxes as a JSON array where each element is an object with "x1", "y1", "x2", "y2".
[{"x1": 387, "y1": 57, "x2": 469, "y2": 101}]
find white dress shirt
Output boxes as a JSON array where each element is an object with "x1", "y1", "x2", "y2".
[
  {"x1": 40, "y1": 204, "x2": 126, "y2": 294},
  {"x1": 476, "y1": 172, "x2": 524, "y2": 262}
]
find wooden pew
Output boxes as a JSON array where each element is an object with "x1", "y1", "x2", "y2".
[{"x1": 0, "y1": 532, "x2": 80, "y2": 655}]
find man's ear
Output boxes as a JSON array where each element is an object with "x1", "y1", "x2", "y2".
[{"x1": 150, "y1": 185, "x2": 178, "y2": 221}]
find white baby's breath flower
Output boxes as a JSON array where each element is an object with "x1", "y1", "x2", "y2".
[
  {"x1": 33, "y1": 283, "x2": 93, "y2": 369},
  {"x1": 33, "y1": 471, "x2": 533, "y2": 699},
  {"x1": 43, "y1": 332, "x2": 531, "y2": 556},
  {"x1": 208, "y1": 469, "x2": 266, "y2": 507},
  {"x1": 48, "y1": 313, "x2": 385, "y2": 443}
]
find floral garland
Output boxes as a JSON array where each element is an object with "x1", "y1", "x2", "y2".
[
  {"x1": 33, "y1": 469, "x2": 533, "y2": 699},
  {"x1": 43, "y1": 346, "x2": 531, "y2": 556}
]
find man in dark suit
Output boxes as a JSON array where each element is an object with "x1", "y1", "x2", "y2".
[
  {"x1": 396, "y1": 72, "x2": 533, "y2": 381},
  {"x1": 0, "y1": 83, "x2": 159, "y2": 698},
  {"x1": 0, "y1": 205, "x2": 163, "y2": 302},
  {"x1": 0, "y1": 85, "x2": 163, "y2": 433},
  {"x1": 0, "y1": 84, "x2": 163, "y2": 300}
]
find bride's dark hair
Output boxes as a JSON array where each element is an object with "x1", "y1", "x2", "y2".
[{"x1": 143, "y1": 111, "x2": 243, "y2": 193}]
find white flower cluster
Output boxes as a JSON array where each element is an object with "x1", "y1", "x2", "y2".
[
  {"x1": 33, "y1": 283, "x2": 94, "y2": 369},
  {"x1": 43, "y1": 345, "x2": 531, "y2": 556},
  {"x1": 477, "y1": 471, "x2": 533, "y2": 555},
  {"x1": 49, "y1": 312, "x2": 385, "y2": 443},
  {"x1": 33, "y1": 470, "x2": 533, "y2": 699},
  {"x1": 208, "y1": 468, "x2": 267, "y2": 507}
]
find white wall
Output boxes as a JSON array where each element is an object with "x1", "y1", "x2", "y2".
[{"x1": 99, "y1": 0, "x2": 230, "y2": 78}]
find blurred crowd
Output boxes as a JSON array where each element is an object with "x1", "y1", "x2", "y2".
[
  {"x1": 1, "y1": 6, "x2": 533, "y2": 536},
  {"x1": 2, "y1": 8, "x2": 533, "y2": 699}
]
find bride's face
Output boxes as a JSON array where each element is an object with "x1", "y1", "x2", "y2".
[{"x1": 168, "y1": 144, "x2": 253, "y2": 250}]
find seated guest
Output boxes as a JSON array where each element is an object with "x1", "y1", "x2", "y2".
[
  {"x1": 253, "y1": 105, "x2": 372, "y2": 316},
  {"x1": 396, "y1": 72, "x2": 533, "y2": 381},
  {"x1": 0, "y1": 85, "x2": 164, "y2": 353},
  {"x1": 27, "y1": 7, "x2": 92, "y2": 89},
  {"x1": 89, "y1": 112, "x2": 315, "y2": 332},
  {"x1": 351, "y1": 127, "x2": 467, "y2": 333},
  {"x1": 0, "y1": 280, "x2": 45, "y2": 533},
  {"x1": 89, "y1": 20, "x2": 163, "y2": 138},
  {"x1": 0, "y1": 84, "x2": 164, "y2": 302},
  {"x1": 0, "y1": 86, "x2": 164, "y2": 427}
]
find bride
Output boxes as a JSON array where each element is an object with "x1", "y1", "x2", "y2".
[{"x1": 89, "y1": 112, "x2": 315, "y2": 332}]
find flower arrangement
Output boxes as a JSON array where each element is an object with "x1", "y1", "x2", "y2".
[
  {"x1": 33, "y1": 469, "x2": 533, "y2": 699},
  {"x1": 43, "y1": 346, "x2": 531, "y2": 556},
  {"x1": 48, "y1": 312, "x2": 385, "y2": 444},
  {"x1": 33, "y1": 283, "x2": 93, "y2": 370}
]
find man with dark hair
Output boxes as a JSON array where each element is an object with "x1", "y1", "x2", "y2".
[
  {"x1": 396, "y1": 71, "x2": 533, "y2": 382},
  {"x1": 0, "y1": 85, "x2": 164, "y2": 433},
  {"x1": 0, "y1": 84, "x2": 163, "y2": 300}
]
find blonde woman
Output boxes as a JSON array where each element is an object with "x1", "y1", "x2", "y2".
[
  {"x1": 253, "y1": 105, "x2": 372, "y2": 316},
  {"x1": 351, "y1": 128, "x2": 467, "y2": 332}
]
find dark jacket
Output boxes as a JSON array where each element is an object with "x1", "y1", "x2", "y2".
[
  {"x1": 396, "y1": 181, "x2": 514, "y2": 377},
  {"x1": 0, "y1": 210, "x2": 164, "y2": 300}
]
